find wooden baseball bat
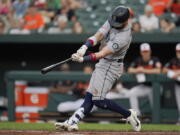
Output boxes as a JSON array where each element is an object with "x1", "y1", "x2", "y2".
[{"x1": 41, "y1": 58, "x2": 72, "y2": 74}]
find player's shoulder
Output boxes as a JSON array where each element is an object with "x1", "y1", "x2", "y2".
[
  {"x1": 115, "y1": 25, "x2": 132, "y2": 40},
  {"x1": 101, "y1": 20, "x2": 111, "y2": 29},
  {"x1": 119, "y1": 24, "x2": 131, "y2": 32},
  {"x1": 98, "y1": 20, "x2": 111, "y2": 35}
]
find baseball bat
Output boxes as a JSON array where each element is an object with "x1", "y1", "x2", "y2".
[{"x1": 41, "y1": 57, "x2": 72, "y2": 74}]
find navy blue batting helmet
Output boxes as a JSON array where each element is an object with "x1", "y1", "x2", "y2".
[{"x1": 108, "y1": 6, "x2": 130, "y2": 28}]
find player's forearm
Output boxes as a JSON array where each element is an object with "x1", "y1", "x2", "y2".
[
  {"x1": 128, "y1": 68, "x2": 138, "y2": 74},
  {"x1": 76, "y1": 32, "x2": 105, "y2": 57},
  {"x1": 84, "y1": 32, "x2": 104, "y2": 48},
  {"x1": 83, "y1": 52, "x2": 107, "y2": 61},
  {"x1": 94, "y1": 32, "x2": 104, "y2": 43},
  {"x1": 173, "y1": 70, "x2": 180, "y2": 75},
  {"x1": 163, "y1": 68, "x2": 180, "y2": 74},
  {"x1": 143, "y1": 68, "x2": 161, "y2": 74},
  {"x1": 177, "y1": 71, "x2": 180, "y2": 74},
  {"x1": 162, "y1": 68, "x2": 169, "y2": 73},
  {"x1": 83, "y1": 46, "x2": 113, "y2": 61}
]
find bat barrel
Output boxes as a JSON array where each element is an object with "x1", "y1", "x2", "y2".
[
  {"x1": 41, "y1": 58, "x2": 72, "y2": 74},
  {"x1": 41, "y1": 64, "x2": 55, "y2": 74},
  {"x1": 41, "y1": 67, "x2": 51, "y2": 74}
]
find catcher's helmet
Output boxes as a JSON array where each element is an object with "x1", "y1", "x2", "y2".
[{"x1": 108, "y1": 6, "x2": 130, "y2": 28}]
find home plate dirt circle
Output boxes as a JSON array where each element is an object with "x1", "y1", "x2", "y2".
[{"x1": 0, "y1": 130, "x2": 179, "y2": 135}]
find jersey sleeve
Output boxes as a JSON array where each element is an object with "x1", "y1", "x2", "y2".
[{"x1": 97, "y1": 20, "x2": 111, "y2": 36}]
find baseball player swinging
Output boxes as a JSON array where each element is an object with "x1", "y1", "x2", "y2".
[{"x1": 55, "y1": 6, "x2": 141, "y2": 132}]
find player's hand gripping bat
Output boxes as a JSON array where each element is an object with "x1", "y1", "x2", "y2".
[{"x1": 41, "y1": 58, "x2": 72, "y2": 74}]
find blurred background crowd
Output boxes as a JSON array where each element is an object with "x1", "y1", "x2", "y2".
[{"x1": 0, "y1": 0, "x2": 180, "y2": 34}]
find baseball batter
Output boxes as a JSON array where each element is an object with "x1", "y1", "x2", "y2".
[{"x1": 55, "y1": 6, "x2": 141, "y2": 132}]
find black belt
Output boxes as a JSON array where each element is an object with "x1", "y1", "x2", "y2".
[
  {"x1": 103, "y1": 58, "x2": 123, "y2": 63},
  {"x1": 117, "y1": 59, "x2": 123, "y2": 63}
]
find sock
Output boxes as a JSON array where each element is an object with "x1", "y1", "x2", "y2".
[
  {"x1": 68, "y1": 107, "x2": 85, "y2": 125},
  {"x1": 68, "y1": 92, "x2": 94, "y2": 125},
  {"x1": 81, "y1": 92, "x2": 94, "y2": 115},
  {"x1": 93, "y1": 98, "x2": 131, "y2": 118}
]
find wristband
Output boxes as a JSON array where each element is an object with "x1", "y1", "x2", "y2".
[
  {"x1": 83, "y1": 53, "x2": 97, "y2": 61},
  {"x1": 85, "y1": 40, "x2": 94, "y2": 48},
  {"x1": 84, "y1": 36, "x2": 97, "y2": 48}
]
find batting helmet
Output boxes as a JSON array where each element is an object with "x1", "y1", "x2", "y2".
[{"x1": 108, "y1": 6, "x2": 130, "y2": 28}]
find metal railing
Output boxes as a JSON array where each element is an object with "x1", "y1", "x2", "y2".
[{"x1": 5, "y1": 71, "x2": 175, "y2": 123}]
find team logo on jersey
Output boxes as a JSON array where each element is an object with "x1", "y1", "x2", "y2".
[{"x1": 112, "y1": 43, "x2": 119, "y2": 50}]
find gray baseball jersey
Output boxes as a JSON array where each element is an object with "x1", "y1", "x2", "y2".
[{"x1": 87, "y1": 21, "x2": 132, "y2": 100}]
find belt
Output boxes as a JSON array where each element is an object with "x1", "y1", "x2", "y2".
[
  {"x1": 103, "y1": 58, "x2": 123, "y2": 63},
  {"x1": 117, "y1": 59, "x2": 123, "y2": 63}
]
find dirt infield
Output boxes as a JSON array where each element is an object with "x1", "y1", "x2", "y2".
[{"x1": 0, "y1": 130, "x2": 179, "y2": 135}]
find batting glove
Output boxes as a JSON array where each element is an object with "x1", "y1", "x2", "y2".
[
  {"x1": 71, "y1": 53, "x2": 84, "y2": 63},
  {"x1": 77, "y1": 45, "x2": 88, "y2": 56}
]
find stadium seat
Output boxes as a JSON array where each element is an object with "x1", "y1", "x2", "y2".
[{"x1": 74, "y1": 0, "x2": 179, "y2": 34}]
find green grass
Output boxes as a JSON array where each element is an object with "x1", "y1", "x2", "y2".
[
  {"x1": 0, "y1": 122, "x2": 53, "y2": 131},
  {"x1": 0, "y1": 122, "x2": 179, "y2": 131}
]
